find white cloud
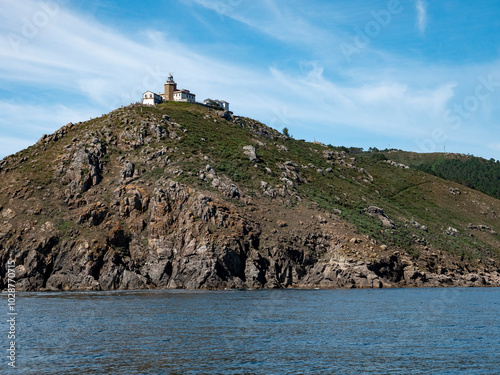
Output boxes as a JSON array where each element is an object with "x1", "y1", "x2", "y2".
[
  {"x1": 416, "y1": 0, "x2": 427, "y2": 34},
  {"x1": 191, "y1": 0, "x2": 340, "y2": 54},
  {"x1": 489, "y1": 143, "x2": 500, "y2": 151},
  {"x1": 0, "y1": 1, "x2": 278, "y2": 99},
  {"x1": 0, "y1": 101, "x2": 101, "y2": 158},
  {"x1": 266, "y1": 65, "x2": 458, "y2": 141},
  {"x1": 0, "y1": 136, "x2": 37, "y2": 158}
]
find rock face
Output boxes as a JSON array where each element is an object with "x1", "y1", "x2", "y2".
[
  {"x1": 61, "y1": 139, "x2": 105, "y2": 193},
  {"x1": 2, "y1": 173, "x2": 499, "y2": 291},
  {"x1": 0, "y1": 103, "x2": 499, "y2": 291}
]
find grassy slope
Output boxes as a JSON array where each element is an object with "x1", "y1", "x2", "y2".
[
  {"x1": 156, "y1": 103, "x2": 500, "y2": 264},
  {"x1": 382, "y1": 151, "x2": 500, "y2": 199}
]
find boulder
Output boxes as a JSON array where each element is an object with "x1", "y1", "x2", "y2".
[
  {"x1": 243, "y1": 145, "x2": 257, "y2": 161},
  {"x1": 365, "y1": 206, "x2": 395, "y2": 228},
  {"x1": 120, "y1": 161, "x2": 135, "y2": 179}
]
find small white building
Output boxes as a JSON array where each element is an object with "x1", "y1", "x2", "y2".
[
  {"x1": 142, "y1": 91, "x2": 163, "y2": 106},
  {"x1": 218, "y1": 100, "x2": 229, "y2": 111},
  {"x1": 173, "y1": 89, "x2": 196, "y2": 103},
  {"x1": 204, "y1": 98, "x2": 230, "y2": 111}
]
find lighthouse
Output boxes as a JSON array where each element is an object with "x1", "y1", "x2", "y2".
[{"x1": 163, "y1": 74, "x2": 177, "y2": 101}]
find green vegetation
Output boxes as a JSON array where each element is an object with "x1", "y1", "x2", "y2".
[
  {"x1": 57, "y1": 220, "x2": 74, "y2": 233},
  {"x1": 383, "y1": 151, "x2": 500, "y2": 200},
  {"x1": 416, "y1": 157, "x2": 500, "y2": 199}
]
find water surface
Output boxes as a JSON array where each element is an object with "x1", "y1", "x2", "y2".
[{"x1": 2, "y1": 288, "x2": 499, "y2": 374}]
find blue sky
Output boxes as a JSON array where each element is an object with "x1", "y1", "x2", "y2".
[{"x1": 1, "y1": 0, "x2": 500, "y2": 160}]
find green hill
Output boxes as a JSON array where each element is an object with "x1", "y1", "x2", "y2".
[
  {"x1": 0, "y1": 102, "x2": 499, "y2": 291},
  {"x1": 380, "y1": 151, "x2": 500, "y2": 200}
]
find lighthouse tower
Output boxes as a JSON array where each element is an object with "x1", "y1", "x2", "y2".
[{"x1": 164, "y1": 74, "x2": 177, "y2": 101}]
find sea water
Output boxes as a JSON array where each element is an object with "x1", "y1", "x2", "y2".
[{"x1": 1, "y1": 288, "x2": 499, "y2": 374}]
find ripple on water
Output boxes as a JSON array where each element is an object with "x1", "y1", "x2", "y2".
[{"x1": 2, "y1": 287, "x2": 499, "y2": 374}]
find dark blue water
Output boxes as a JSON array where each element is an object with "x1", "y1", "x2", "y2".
[{"x1": 1, "y1": 288, "x2": 500, "y2": 374}]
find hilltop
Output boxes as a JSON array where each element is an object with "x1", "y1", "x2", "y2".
[{"x1": 0, "y1": 102, "x2": 499, "y2": 291}]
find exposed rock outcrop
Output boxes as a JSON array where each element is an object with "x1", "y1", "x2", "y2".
[
  {"x1": 2, "y1": 175, "x2": 498, "y2": 291},
  {"x1": 243, "y1": 145, "x2": 257, "y2": 161},
  {"x1": 365, "y1": 206, "x2": 395, "y2": 228},
  {"x1": 60, "y1": 138, "x2": 106, "y2": 194}
]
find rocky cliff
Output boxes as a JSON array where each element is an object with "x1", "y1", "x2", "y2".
[{"x1": 1, "y1": 102, "x2": 499, "y2": 290}]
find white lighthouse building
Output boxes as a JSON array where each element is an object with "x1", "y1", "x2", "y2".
[
  {"x1": 142, "y1": 74, "x2": 196, "y2": 105},
  {"x1": 142, "y1": 74, "x2": 229, "y2": 110}
]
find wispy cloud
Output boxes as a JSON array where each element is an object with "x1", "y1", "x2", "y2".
[
  {"x1": 416, "y1": 0, "x2": 427, "y2": 34},
  {"x1": 489, "y1": 142, "x2": 500, "y2": 151},
  {"x1": 191, "y1": 0, "x2": 342, "y2": 57},
  {"x1": 0, "y1": 2, "x2": 269, "y2": 109},
  {"x1": 0, "y1": 101, "x2": 98, "y2": 156}
]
